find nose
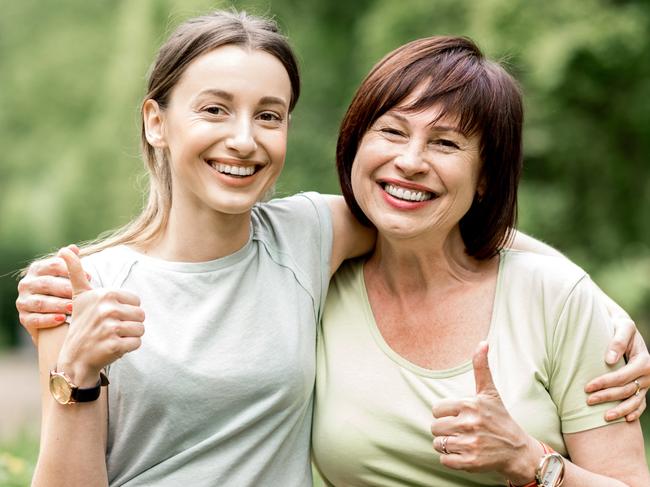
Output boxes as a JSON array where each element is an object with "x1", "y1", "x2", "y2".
[
  {"x1": 394, "y1": 141, "x2": 428, "y2": 176},
  {"x1": 225, "y1": 117, "x2": 257, "y2": 156}
]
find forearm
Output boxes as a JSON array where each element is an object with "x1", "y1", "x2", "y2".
[
  {"x1": 34, "y1": 327, "x2": 108, "y2": 487},
  {"x1": 33, "y1": 398, "x2": 108, "y2": 487}
]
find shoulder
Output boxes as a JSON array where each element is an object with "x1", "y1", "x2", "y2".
[
  {"x1": 501, "y1": 249, "x2": 588, "y2": 295},
  {"x1": 81, "y1": 245, "x2": 137, "y2": 288},
  {"x1": 252, "y1": 192, "x2": 330, "y2": 231},
  {"x1": 251, "y1": 191, "x2": 333, "y2": 252}
]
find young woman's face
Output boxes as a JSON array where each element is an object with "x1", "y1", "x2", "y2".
[
  {"x1": 350, "y1": 94, "x2": 482, "y2": 242},
  {"x1": 153, "y1": 45, "x2": 292, "y2": 218}
]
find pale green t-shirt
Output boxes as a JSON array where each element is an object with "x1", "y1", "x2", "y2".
[
  {"x1": 312, "y1": 249, "x2": 622, "y2": 486},
  {"x1": 83, "y1": 192, "x2": 332, "y2": 487}
]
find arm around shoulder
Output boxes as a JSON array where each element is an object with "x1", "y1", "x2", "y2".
[{"x1": 325, "y1": 195, "x2": 376, "y2": 276}]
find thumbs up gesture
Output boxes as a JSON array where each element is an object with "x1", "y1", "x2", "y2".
[
  {"x1": 430, "y1": 341, "x2": 543, "y2": 485},
  {"x1": 56, "y1": 245, "x2": 146, "y2": 387}
]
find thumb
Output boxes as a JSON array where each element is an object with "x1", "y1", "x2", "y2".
[
  {"x1": 473, "y1": 341, "x2": 498, "y2": 395},
  {"x1": 58, "y1": 246, "x2": 92, "y2": 296}
]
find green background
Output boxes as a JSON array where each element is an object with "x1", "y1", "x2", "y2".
[{"x1": 1, "y1": 0, "x2": 648, "y2": 483}]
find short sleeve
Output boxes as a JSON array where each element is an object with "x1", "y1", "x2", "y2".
[
  {"x1": 251, "y1": 192, "x2": 333, "y2": 320},
  {"x1": 548, "y1": 275, "x2": 625, "y2": 433}
]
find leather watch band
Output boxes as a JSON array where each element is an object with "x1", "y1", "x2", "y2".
[{"x1": 72, "y1": 371, "x2": 110, "y2": 402}]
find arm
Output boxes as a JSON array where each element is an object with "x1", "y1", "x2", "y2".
[
  {"x1": 431, "y1": 343, "x2": 649, "y2": 486},
  {"x1": 508, "y1": 230, "x2": 650, "y2": 421},
  {"x1": 324, "y1": 195, "x2": 376, "y2": 276},
  {"x1": 562, "y1": 421, "x2": 649, "y2": 486},
  {"x1": 32, "y1": 247, "x2": 145, "y2": 487},
  {"x1": 34, "y1": 326, "x2": 109, "y2": 487}
]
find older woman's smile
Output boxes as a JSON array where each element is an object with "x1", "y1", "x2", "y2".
[{"x1": 381, "y1": 181, "x2": 436, "y2": 202}]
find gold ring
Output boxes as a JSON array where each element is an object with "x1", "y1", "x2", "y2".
[
  {"x1": 441, "y1": 436, "x2": 449, "y2": 455},
  {"x1": 634, "y1": 379, "x2": 641, "y2": 396}
]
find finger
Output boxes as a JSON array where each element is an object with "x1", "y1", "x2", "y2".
[
  {"x1": 625, "y1": 398, "x2": 646, "y2": 422},
  {"x1": 19, "y1": 312, "x2": 68, "y2": 333},
  {"x1": 430, "y1": 416, "x2": 462, "y2": 437},
  {"x1": 603, "y1": 390, "x2": 646, "y2": 422},
  {"x1": 606, "y1": 317, "x2": 636, "y2": 364},
  {"x1": 587, "y1": 380, "x2": 643, "y2": 406},
  {"x1": 119, "y1": 336, "x2": 142, "y2": 355},
  {"x1": 16, "y1": 295, "x2": 72, "y2": 315},
  {"x1": 113, "y1": 290, "x2": 141, "y2": 307},
  {"x1": 114, "y1": 321, "x2": 145, "y2": 338},
  {"x1": 473, "y1": 341, "x2": 497, "y2": 395},
  {"x1": 432, "y1": 399, "x2": 463, "y2": 418},
  {"x1": 58, "y1": 247, "x2": 92, "y2": 295},
  {"x1": 27, "y1": 256, "x2": 70, "y2": 278},
  {"x1": 585, "y1": 354, "x2": 647, "y2": 393},
  {"x1": 18, "y1": 275, "x2": 73, "y2": 300},
  {"x1": 433, "y1": 435, "x2": 460, "y2": 456}
]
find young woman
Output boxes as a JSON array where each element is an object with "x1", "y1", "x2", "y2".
[
  {"x1": 27, "y1": 11, "x2": 371, "y2": 487},
  {"x1": 17, "y1": 10, "x2": 650, "y2": 487}
]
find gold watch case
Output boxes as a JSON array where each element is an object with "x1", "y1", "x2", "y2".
[
  {"x1": 49, "y1": 370, "x2": 76, "y2": 404},
  {"x1": 535, "y1": 452, "x2": 565, "y2": 487}
]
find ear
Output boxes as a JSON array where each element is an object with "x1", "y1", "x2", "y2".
[{"x1": 143, "y1": 99, "x2": 167, "y2": 148}]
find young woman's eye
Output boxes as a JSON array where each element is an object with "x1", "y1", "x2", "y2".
[
  {"x1": 258, "y1": 111, "x2": 282, "y2": 123},
  {"x1": 204, "y1": 106, "x2": 225, "y2": 115}
]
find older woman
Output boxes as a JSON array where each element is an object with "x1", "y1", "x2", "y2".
[{"x1": 312, "y1": 36, "x2": 649, "y2": 486}]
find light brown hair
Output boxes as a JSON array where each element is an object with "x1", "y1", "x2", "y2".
[{"x1": 81, "y1": 10, "x2": 300, "y2": 256}]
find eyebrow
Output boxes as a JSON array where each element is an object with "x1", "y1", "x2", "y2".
[
  {"x1": 193, "y1": 90, "x2": 288, "y2": 109},
  {"x1": 384, "y1": 112, "x2": 463, "y2": 135}
]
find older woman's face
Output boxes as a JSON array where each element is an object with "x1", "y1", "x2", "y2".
[{"x1": 350, "y1": 97, "x2": 482, "y2": 241}]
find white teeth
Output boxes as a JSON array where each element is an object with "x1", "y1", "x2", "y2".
[
  {"x1": 384, "y1": 183, "x2": 433, "y2": 202},
  {"x1": 211, "y1": 162, "x2": 256, "y2": 176}
]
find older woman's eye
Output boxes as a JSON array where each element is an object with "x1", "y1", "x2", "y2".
[
  {"x1": 434, "y1": 138, "x2": 460, "y2": 149},
  {"x1": 380, "y1": 127, "x2": 405, "y2": 137}
]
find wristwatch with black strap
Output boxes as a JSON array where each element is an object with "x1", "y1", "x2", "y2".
[
  {"x1": 508, "y1": 441, "x2": 565, "y2": 487},
  {"x1": 49, "y1": 368, "x2": 109, "y2": 405}
]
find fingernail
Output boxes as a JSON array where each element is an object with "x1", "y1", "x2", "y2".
[
  {"x1": 606, "y1": 351, "x2": 618, "y2": 363},
  {"x1": 606, "y1": 412, "x2": 617, "y2": 421},
  {"x1": 585, "y1": 383, "x2": 595, "y2": 393},
  {"x1": 55, "y1": 314, "x2": 66, "y2": 322},
  {"x1": 65, "y1": 303, "x2": 73, "y2": 313}
]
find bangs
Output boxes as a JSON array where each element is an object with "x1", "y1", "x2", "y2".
[{"x1": 374, "y1": 53, "x2": 500, "y2": 139}]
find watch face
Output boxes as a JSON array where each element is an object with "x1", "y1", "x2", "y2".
[
  {"x1": 538, "y1": 454, "x2": 564, "y2": 487},
  {"x1": 50, "y1": 374, "x2": 72, "y2": 404}
]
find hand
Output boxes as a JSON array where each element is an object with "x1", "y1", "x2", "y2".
[
  {"x1": 585, "y1": 319, "x2": 650, "y2": 422},
  {"x1": 16, "y1": 246, "x2": 80, "y2": 344},
  {"x1": 431, "y1": 341, "x2": 542, "y2": 485},
  {"x1": 56, "y1": 246, "x2": 145, "y2": 386}
]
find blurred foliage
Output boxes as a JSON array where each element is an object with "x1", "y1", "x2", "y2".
[
  {"x1": 0, "y1": 430, "x2": 38, "y2": 486},
  {"x1": 1, "y1": 0, "x2": 649, "y2": 348}
]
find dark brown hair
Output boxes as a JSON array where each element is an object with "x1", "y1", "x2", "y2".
[{"x1": 336, "y1": 36, "x2": 523, "y2": 259}]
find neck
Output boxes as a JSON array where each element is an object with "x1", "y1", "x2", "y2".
[
  {"x1": 366, "y1": 226, "x2": 490, "y2": 295},
  {"x1": 137, "y1": 201, "x2": 252, "y2": 262}
]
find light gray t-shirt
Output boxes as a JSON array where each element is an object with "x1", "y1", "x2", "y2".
[{"x1": 83, "y1": 192, "x2": 332, "y2": 487}]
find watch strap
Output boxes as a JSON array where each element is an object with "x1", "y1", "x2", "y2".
[{"x1": 71, "y1": 371, "x2": 109, "y2": 402}]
